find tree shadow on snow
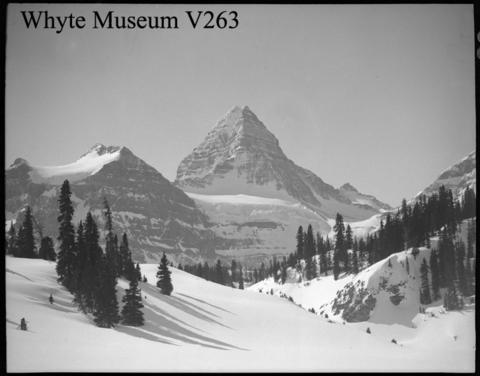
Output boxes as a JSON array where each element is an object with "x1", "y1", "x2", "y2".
[
  {"x1": 116, "y1": 302, "x2": 248, "y2": 351},
  {"x1": 176, "y1": 293, "x2": 236, "y2": 315},
  {"x1": 119, "y1": 283, "x2": 249, "y2": 351},
  {"x1": 141, "y1": 283, "x2": 232, "y2": 329}
]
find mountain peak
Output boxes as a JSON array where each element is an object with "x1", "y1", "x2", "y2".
[
  {"x1": 82, "y1": 144, "x2": 122, "y2": 158},
  {"x1": 340, "y1": 183, "x2": 358, "y2": 192},
  {"x1": 8, "y1": 158, "x2": 30, "y2": 170}
]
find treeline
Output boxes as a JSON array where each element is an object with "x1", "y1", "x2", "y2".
[
  {"x1": 362, "y1": 185, "x2": 476, "y2": 264},
  {"x1": 180, "y1": 259, "x2": 246, "y2": 289},
  {"x1": 6, "y1": 206, "x2": 56, "y2": 261},
  {"x1": 248, "y1": 185, "x2": 476, "y2": 293}
]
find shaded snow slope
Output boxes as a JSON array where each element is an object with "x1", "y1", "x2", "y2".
[{"x1": 6, "y1": 257, "x2": 474, "y2": 372}]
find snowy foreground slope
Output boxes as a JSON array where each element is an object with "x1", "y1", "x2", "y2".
[{"x1": 7, "y1": 257, "x2": 475, "y2": 372}]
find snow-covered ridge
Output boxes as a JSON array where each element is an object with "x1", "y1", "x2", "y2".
[{"x1": 28, "y1": 144, "x2": 122, "y2": 184}]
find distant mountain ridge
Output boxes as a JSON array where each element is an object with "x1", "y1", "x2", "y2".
[
  {"x1": 6, "y1": 144, "x2": 227, "y2": 264},
  {"x1": 417, "y1": 151, "x2": 476, "y2": 199}
]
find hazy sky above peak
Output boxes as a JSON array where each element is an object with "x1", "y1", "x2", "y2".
[{"x1": 6, "y1": 4, "x2": 476, "y2": 206}]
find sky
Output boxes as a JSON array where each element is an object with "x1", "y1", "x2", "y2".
[{"x1": 6, "y1": 4, "x2": 476, "y2": 207}]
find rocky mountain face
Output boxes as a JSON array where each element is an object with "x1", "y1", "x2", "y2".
[
  {"x1": 176, "y1": 106, "x2": 390, "y2": 221},
  {"x1": 5, "y1": 145, "x2": 232, "y2": 264},
  {"x1": 173, "y1": 106, "x2": 392, "y2": 264},
  {"x1": 417, "y1": 151, "x2": 476, "y2": 199}
]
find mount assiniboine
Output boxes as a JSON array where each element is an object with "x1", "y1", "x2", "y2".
[{"x1": 174, "y1": 106, "x2": 392, "y2": 263}]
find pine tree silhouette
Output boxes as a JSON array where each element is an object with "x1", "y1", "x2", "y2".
[
  {"x1": 56, "y1": 180, "x2": 76, "y2": 291},
  {"x1": 121, "y1": 278, "x2": 144, "y2": 326},
  {"x1": 156, "y1": 253, "x2": 173, "y2": 295}
]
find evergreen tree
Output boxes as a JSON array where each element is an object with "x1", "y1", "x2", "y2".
[
  {"x1": 56, "y1": 180, "x2": 77, "y2": 291},
  {"x1": 406, "y1": 256, "x2": 410, "y2": 275},
  {"x1": 305, "y1": 224, "x2": 315, "y2": 260},
  {"x1": 39, "y1": 236, "x2": 56, "y2": 261},
  {"x1": 333, "y1": 213, "x2": 346, "y2": 270},
  {"x1": 296, "y1": 226, "x2": 304, "y2": 260},
  {"x1": 17, "y1": 206, "x2": 36, "y2": 258},
  {"x1": 444, "y1": 284, "x2": 463, "y2": 311},
  {"x1": 455, "y1": 241, "x2": 469, "y2": 297},
  {"x1": 119, "y1": 233, "x2": 135, "y2": 280},
  {"x1": 352, "y1": 250, "x2": 359, "y2": 274},
  {"x1": 135, "y1": 263, "x2": 142, "y2": 282},
  {"x1": 420, "y1": 258, "x2": 431, "y2": 305},
  {"x1": 239, "y1": 264, "x2": 244, "y2": 289},
  {"x1": 6, "y1": 222, "x2": 17, "y2": 256},
  {"x1": 429, "y1": 250, "x2": 441, "y2": 301},
  {"x1": 82, "y1": 213, "x2": 103, "y2": 313},
  {"x1": 333, "y1": 251, "x2": 340, "y2": 280},
  {"x1": 93, "y1": 254, "x2": 120, "y2": 328},
  {"x1": 121, "y1": 278, "x2": 144, "y2": 326},
  {"x1": 156, "y1": 253, "x2": 173, "y2": 295},
  {"x1": 103, "y1": 198, "x2": 120, "y2": 278},
  {"x1": 215, "y1": 260, "x2": 225, "y2": 285},
  {"x1": 345, "y1": 225, "x2": 353, "y2": 251}
]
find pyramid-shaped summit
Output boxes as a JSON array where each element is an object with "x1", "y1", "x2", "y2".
[{"x1": 175, "y1": 106, "x2": 389, "y2": 221}]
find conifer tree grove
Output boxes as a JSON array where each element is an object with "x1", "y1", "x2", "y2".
[{"x1": 156, "y1": 253, "x2": 173, "y2": 295}]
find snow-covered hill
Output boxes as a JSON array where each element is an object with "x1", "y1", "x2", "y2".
[
  {"x1": 250, "y1": 220, "x2": 475, "y2": 327},
  {"x1": 6, "y1": 256, "x2": 474, "y2": 372}
]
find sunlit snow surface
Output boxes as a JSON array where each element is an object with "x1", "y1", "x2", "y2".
[
  {"x1": 6, "y1": 256, "x2": 475, "y2": 372},
  {"x1": 28, "y1": 148, "x2": 121, "y2": 185}
]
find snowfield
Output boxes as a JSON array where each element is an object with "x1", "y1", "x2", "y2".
[{"x1": 6, "y1": 256, "x2": 475, "y2": 372}]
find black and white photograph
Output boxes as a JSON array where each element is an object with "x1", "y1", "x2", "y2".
[{"x1": 5, "y1": 3, "x2": 476, "y2": 372}]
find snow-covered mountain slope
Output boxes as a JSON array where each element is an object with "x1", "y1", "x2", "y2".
[
  {"x1": 338, "y1": 183, "x2": 391, "y2": 212},
  {"x1": 251, "y1": 219, "x2": 475, "y2": 325},
  {"x1": 250, "y1": 243, "x2": 475, "y2": 329},
  {"x1": 186, "y1": 192, "x2": 331, "y2": 266},
  {"x1": 418, "y1": 150, "x2": 476, "y2": 199},
  {"x1": 27, "y1": 144, "x2": 123, "y2": 185},
  {"x1": 5, "y1": 145, "x2": 226, "y2": 264},
  {"x1": 6, "y1": 256, "x2": 474, "y2": 372},
  {"x1": 175, "y1": 106, "x2": 390, "y2": 222}
]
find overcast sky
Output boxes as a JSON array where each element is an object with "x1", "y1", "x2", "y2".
[{"x1": 6, "y1": 4, "x2": 475, "y2": 206}]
